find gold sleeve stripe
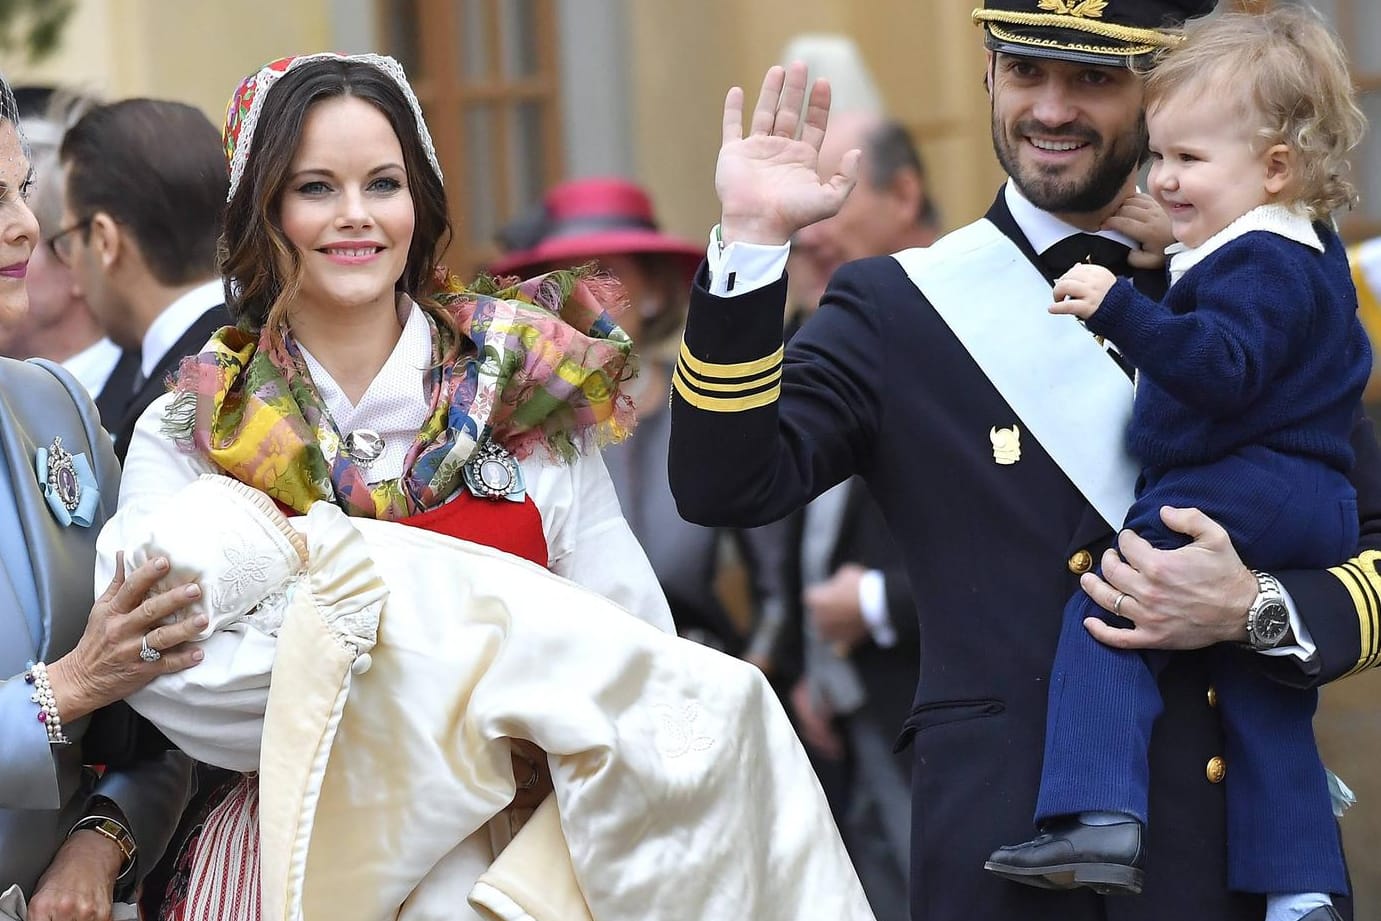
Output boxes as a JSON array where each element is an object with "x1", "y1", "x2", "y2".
[
  {"x1": 675, "y1": 356, "x2": 782, "y2": 393},
  {"x1": 1329, "y1": 564, "x2": 1373, "y2": 677},
  {"x1": 1329, "y1": 549, "x2": 1381, "y2": 676},
  {"x1": 678, "y1": 341, "x2": 784, "y2": 379},
  {"x1": 672, "y1": 368, "x2": 781, "y2": 412},
  {"x1": 1348, "y1": 550, "x2": 1381, "y2": 671}
]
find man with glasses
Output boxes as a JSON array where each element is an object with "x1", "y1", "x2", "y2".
[
  {"x1": 56, "y1": 98, "x2": 229, "y2": 920},
  {"x1": 0, "y1": 86, "x2": 139, "y2": 426},
  {"x1": 56, "y1": 98, "x2": 227, "y2": 461}
]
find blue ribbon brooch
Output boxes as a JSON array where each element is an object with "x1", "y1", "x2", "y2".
[{"x1": 35, "y1": 436, "x2": 99, "y2": 527}]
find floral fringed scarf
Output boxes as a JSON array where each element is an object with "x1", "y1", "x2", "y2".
[{"x1": 163, "y1": 267, "x2": 636, "y2": 521}]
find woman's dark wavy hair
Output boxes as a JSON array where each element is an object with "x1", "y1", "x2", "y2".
[{"x1": 220, "y1": 58, "x2": 455, "y2": 346}]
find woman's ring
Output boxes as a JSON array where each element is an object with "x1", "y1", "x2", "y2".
[
  {"x1": 1113, "y1": 592, "x2": 1129, "y2": 617},
  {"x1": 139, "y1": 633, "x2": 162, "y2": 663}
]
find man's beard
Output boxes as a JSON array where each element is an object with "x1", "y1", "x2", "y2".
[{"x1": 992, "y1": 113, "x2": 1147, "y2": 214}]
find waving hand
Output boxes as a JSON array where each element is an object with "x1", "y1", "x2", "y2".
[{"x1": 717, "y1": 62, "x2": 860, "y2": 246}]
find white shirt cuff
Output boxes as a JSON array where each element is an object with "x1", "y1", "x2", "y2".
[
  {"x1": 858, "y1": 569, "x2": 897, "y2": 648},
  {"x1": 706, "y1": 225, "x2": 791, "y2": 297},
  {"x1": 1259, "y1": 583, "x2": 1316, "y2": 661}
]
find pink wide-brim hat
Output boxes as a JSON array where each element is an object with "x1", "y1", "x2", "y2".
[{"x1": 489, "y1": 177, "x2": 703, "y2": 279}]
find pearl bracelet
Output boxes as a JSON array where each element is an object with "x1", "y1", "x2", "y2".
[{"x1": 25, "y1": 661, "x2": 70, "y2": 745}]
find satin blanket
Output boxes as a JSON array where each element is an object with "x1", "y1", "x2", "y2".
[{"x1": 125, "y1": 478, "x2": 873, "y2": 920}]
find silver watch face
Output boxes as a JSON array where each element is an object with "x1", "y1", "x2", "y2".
[{"x1": 1251, "y1": 601, "x2": 1291, "y2": 646}]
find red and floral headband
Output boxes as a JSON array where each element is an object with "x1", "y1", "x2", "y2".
[{"x1": 222, "y1": 52, "x2": 442, "y2": 201}]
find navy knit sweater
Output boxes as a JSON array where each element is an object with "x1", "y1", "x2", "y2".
[{"x1": 1086, "y1": 226, "x2": 1371, "y2": 472}]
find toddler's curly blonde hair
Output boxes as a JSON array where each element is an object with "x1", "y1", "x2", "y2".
[{"x1": 1144, "y1": 7, "x2": 1365, "y2": 220}]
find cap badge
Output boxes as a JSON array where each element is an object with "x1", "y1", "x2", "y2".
[{"x1": 1038, "y1": 0, "x2": 1108, "y2": 18}]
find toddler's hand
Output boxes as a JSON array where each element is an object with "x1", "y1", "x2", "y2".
[
  {"x1": 1051, "y1": 264, "x2": 1117, "y2": 320},
  {"x1": 1103, "y1": 192, "x2": 1173, "y2": 269}
]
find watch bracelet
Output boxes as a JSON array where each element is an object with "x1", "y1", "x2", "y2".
[
  {"x1": 1246, "y1": 570, "x2": 1290, "y2": 648},
  {"x1": 69, "y1": 814, "x2": 137, "y2": 879}
]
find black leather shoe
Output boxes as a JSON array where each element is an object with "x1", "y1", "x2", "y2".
[
  {"x1": 984, "y1": 815, "x2": 1144, "y2": 895},
  {"x1": 1298, "y1": 907, "x2": 1343, "y2": 921}
]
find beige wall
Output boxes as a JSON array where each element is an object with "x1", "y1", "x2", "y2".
[
  {"x1": 9, "y1": 1, "x2": 1001, "y2": 237},
  {"x1": 5, "y1": 0, "x2": 335, "y2": 122},
  {"x1": 1317, "y1": 672, "x2": 1381, "y2": 909},
  {"x1": 627, "y1": 0, "x2": 1006, "y2": 240}
]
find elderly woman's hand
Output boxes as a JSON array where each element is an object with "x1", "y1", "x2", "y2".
[{"x1": 46, "y1": 552, "x2": 208, "y2": 724}]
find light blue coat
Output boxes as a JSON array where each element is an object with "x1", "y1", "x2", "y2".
[{"x1": 0, "y1": 357, "x2": 192, "y2": 894}]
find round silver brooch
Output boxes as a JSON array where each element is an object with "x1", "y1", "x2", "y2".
[
  {"x1": 463, "y1": 441, "x2": 518, "y2": 499},
  {"x1": 342, "y1": 429, "x2": 386, "y2": 468},
  {"x1": 46, "y1": 437, "x2": 82, "y2": 513}
]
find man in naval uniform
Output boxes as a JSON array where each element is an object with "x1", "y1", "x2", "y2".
[{"x1": 667, "y1": 2, "x2": 1378, "y2": 919}]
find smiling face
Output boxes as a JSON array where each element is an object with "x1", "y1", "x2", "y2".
[
  {"x1": 989, "y1": 52, "x2": 1146, "y2": 222},
  {"x1": 1146, "y1": 90, "x2": 1281, "y2": 249},
  {"x1": 278, "y1": 94, "x2": 415, "y2": 322},
  {"x1": 0, "y1": 121, "x2": 37, "y2": 323}
]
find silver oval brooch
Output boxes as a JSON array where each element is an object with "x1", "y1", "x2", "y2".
[
  {"x1": 462, "y1": 440, "x2": 521, "y2": 500},
  {"x1": 342, "y1": 429, "x2": 386, "y2": 468},
  {"x1": 35, "y1": 435, "x2": 98, "y2": 527},
  {"x1": 46, "y1": 436, "x2": 82, "y2": 513}
]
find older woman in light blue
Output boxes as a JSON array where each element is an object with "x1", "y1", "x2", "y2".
[{"x1": 0, "y1": 73, "x2": 205, "y2": 921}]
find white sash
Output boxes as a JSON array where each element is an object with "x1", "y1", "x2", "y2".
[{"x1": 892, "y1": 219, "x2": 1138, "y2": 529}]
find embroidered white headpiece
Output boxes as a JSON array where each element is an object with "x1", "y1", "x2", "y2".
[{"x1": 222, "y1": 52, "x2": 442, "y2": 202}]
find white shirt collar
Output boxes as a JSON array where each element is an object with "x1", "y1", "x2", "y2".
[
  {"x1": 1166, "y1": 203, "x2": 1322, "y2": 287},
  {"x1": 60, "y1": 337, "x2": 122, "y2": 398},
  {"x1": 1003, "y1": 178, "x2": 1138, "y2": 255},
  {"x1": 140, "y1": 279, "x2": 224, "y2": 379},
  {"x1": 296, "y1": 297, "x2": 432, "y2": 483}
]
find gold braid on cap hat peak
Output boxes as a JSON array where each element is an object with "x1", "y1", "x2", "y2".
[
  {"x1": 222, "y1": 52, "x2": 442, "y2": 203},
  {"x1": 971, "y1": 8, "x2": 1182, "y2": 51}
]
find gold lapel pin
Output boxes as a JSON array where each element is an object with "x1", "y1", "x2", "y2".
[{"x1": 990, "y1": 425, "x2": 1021, "y2": 465}]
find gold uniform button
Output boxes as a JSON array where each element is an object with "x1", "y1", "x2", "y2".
[
  {"x1": 1206, "y1": 756, "x2": 1226, "y2": 784},
  {"x1": 1067, "y1": 549, "x2": 1094, "y2": 574},
  {"x1": 1206, "y1": 686, "x2": 1218, "y2": 709}
]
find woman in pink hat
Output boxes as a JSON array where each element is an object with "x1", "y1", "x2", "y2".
[{"x1": 495, "y1": 178, "x2": 793, "y2": 668}]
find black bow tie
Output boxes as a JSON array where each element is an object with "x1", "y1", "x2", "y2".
[
  {"x1": 1040, "y1": 233, "x2": 1132, "y2": 280},
  {"x1": 1040, "y1": 233, "x2": 1138, "y2": 382}
]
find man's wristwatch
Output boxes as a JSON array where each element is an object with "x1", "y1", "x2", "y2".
[{"x1": 1244, "y1": 570, "x2": 1292, "y2": 650}]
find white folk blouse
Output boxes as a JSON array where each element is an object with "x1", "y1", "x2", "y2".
[{"x1": 95, "y1": 316, "x2": 672, "y2": 772}]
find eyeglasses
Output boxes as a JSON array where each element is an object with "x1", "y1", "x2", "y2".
[{"x1": 46, "y1": 218, "x2": 92, "y2": 266}]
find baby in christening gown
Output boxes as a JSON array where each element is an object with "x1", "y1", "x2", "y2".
[{"x1": 114, "y1": 475, "x2": 876, "y2": 921}]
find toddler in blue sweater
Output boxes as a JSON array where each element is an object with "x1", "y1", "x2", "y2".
[{"x1": 985, "y1": 11, "x2": 1370, "y2": 921}]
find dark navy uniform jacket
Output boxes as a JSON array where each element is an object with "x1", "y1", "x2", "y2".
[{"x1": 668, "y1": 192, "x2": 1381, "y2": 921}]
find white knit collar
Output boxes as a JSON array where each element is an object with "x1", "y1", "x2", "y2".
[{"x1": 1167, "y1": 203, "x2": 1322, "y2": 287}]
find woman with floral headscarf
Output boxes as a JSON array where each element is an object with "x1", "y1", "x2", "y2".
[
  {"x1": 92, "y1": 54, "x2": 868, "y2": 921},
  {"x1": 93, "y1": 52, "x2": 668, "y2": 916}
]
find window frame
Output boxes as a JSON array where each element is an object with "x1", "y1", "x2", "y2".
[{"x1": 377, "y1": 0, "x2": 564, "y2": 275}]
